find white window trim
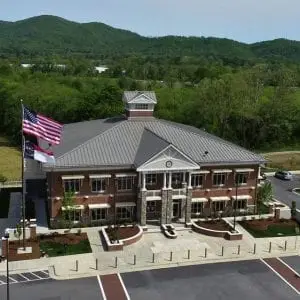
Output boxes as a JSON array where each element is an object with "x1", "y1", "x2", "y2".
[
  {"x1": 212, "y1": 173, "x2": 226, "y2": 187},
  {"x1": 90, "y1": 178, "x2": 107, "y2": 193}
]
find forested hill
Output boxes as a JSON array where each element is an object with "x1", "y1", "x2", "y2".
[{"x1": 1, "y1": 15, "x2": 300, "y2": 62}]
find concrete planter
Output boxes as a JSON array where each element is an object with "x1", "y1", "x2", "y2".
[
  {"x1": 101, "y1": 225, "x2": 143, "y2": 251},
  {"x1": 161, "y1": 224, "x2": 178, "y2": 239},
  {"x1": 191, "y1": 219, "x2": 243, "y2": 240}
]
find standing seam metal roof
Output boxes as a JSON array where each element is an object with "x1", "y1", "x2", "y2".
[{"x1": 48, "y1": 117, "x2": 266, "y2": 168}]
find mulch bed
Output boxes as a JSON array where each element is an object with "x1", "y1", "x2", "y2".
[
  {"x1": 7, "y1": 239, "x2": 41, "y2": 261},
  {"x1": 105, "y1": 226, "x2": 139, "y2": 241},
  {"x1": 196, "y1": 220, "x2": 232, "y2": 231},
  {"x1": 39, "y1": 232, "x2": 88, "y2": 244},
  {"x1": 240, "y1": 218, "x2": 297, "y2": 231}
]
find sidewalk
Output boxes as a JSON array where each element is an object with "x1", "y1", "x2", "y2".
[{"x1": 1, "y1": 224, "x2": 299, "y2": 280}]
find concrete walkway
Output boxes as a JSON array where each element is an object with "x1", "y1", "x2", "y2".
[{"x1": 0, "y1": 223, "x2": 299, "y2": 280}]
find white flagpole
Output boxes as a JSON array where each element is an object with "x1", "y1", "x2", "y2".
[{"x1": 21, "y1": 99, "x2": 26, "y2": 250}]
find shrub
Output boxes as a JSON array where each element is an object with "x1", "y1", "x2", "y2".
[
  {"x1": 76, "y1": 229, "x2": 82, "y2": 235},
  {"x1": 0, "y1": 174, "x2": 7, "y2": 183}
]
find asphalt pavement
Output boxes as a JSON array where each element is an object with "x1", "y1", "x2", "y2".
[
  {"x1": 122, "y1": 259, "x2": 299, "y2": 300},
  {"x1": 268, "y1": 175, "x2": 300, "y2": 208},
  {"x1": 0, "y1": 276, "x2": 103, "y2": 300}
]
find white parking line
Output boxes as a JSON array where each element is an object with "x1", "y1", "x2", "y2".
[
  {"x1": 260, "y1": 258, "x2": 300, "y2": 296},
  {"x1": 40, "y1": 270, "x2": 49, "y2": 276},
  {"x1": 18, "y1": 274, "x2": 30, "y2": 281},
  {"x1": 9, "y1": 276, "x2": 17, "y2": 283},
  {"x1": 118, "y1": 273, "x2": 131, "y2": 300},
  {"x1": 31, "y1": 272, "x2": 43, "y2": 279},
  {"x1": 97, "y1": 275, "x2": 107, "y2": 300}
]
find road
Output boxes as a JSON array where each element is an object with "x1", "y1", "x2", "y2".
[{"x1": 268, "y1": 175, "x2": 300, "y2": 208}]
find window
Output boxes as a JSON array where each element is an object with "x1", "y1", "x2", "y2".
[
  {"x1": 117, "y1": 177, "x2": 134, "y2": 191},
  {"x1": 191, "y1": 202, "x2": 203, "y2": 217},
  {"x1": 191, "y1": 174, "x2": 203, "y2": 188},
  {"x1": 91, "y1": 208, "x2": 107, "y2": 221},
  {"x1": 213, "y1": 201, "x2": 226, "y2": 211},
  {"x1": 236, "y1": 173, "x2": 247, "y2": 185},
  {"x1": 213, "y1": 174, "x2": 226, "y2": 186},
  {"x1": 147, "y1": 201, "x2": 158, "y2": 212},
  {"x1": 172, "y1": 173, "x2": 183, "y2": 185},
  {"x1": 63, "y1": 179, "x2": 81, "y2": 193},
  {"x1": 116, "y1": 206, "x2": 134, "y2": 220},
  {"x1": 64, "y1": 209, "x2": 81, "y2": 222},
  {"x1": 146, "y1": 174, "x2": 157, "y2": 185},
  {"x1": 234, "y1": 199, "x2": 247, "y2": 210},
  {"x1": 91, "y1": 179, "x2": 107, "y2": 193},
  {"x1": 135, "y1": 104, "x2": 148, "y2": 110}
]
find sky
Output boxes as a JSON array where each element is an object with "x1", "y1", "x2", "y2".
[{"x1": 1, "y1": 0, "x2": 299, "y2": 43}]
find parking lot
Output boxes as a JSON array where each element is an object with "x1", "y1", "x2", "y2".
[
  {"x1": 121, "y1": 258, "x2": 300, "y2": 300},
  {"x1": 268, "y1": 175, "x2": 300, "y2": 208}
]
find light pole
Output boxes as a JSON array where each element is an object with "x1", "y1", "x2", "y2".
[{"x1": 4, "y1": 228, "x2": 10, "y2": 300}]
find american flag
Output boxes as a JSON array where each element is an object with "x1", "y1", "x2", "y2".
[{"x1": 22, "y1": 106, "x2": 63, "y2": 145}]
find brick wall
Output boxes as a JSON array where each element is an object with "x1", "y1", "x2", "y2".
[{"x1": 47, "y1": 170, "x2": 138, "y2": 218}]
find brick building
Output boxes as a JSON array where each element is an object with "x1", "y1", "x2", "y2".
[{"x1": 29, "y1": 91, "x2": 266, "y2": 227}]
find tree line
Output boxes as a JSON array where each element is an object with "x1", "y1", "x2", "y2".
[{"x1": 0, "y1": 59, "x2": 300, "y2": 152}]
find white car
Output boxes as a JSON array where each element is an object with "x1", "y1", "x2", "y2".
[{"x1": 274, "y1": 170, "x2": 293, "y2": 180}]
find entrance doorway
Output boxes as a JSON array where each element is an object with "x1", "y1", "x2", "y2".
[{"x1": 172, "y1": 200, "x2": 181, "y2": 220}]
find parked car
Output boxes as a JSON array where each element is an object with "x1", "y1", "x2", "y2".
[{"x1": 274, "y1": 170, "x2": 293, "y2": 180}]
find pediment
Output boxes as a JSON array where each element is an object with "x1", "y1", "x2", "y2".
[
  {"x1": 137, "y1": 145, "x2": 199, "y2": 171},
  {"x1": 129, "y1": 94, "x2": 156, "y2": 104}
]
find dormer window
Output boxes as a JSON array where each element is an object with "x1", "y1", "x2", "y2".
[{"x1": 135, "y1": 104, "x2": 148, "y2": 110}]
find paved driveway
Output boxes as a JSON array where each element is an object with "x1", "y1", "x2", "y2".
[
  {"x1": 122, "y1": 259, "x2": 299, "y2": 300},
  {"x1": 268, "y1": 175, "x2": 300, "y2": 208}
]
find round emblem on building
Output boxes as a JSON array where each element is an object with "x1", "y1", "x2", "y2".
[{"x1": 165, "y1": 160, "x2": 173, "y2": 168}]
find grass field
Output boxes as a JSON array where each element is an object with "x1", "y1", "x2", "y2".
[
  {"x1": 263, "y1": 151, "x2": 300, "y2": 171},
  {"x1": 0, "y1": 136, "x2": 21, "y2": 180}
]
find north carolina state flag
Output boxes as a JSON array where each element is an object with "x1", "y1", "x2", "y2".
[{"x1": 24, "y1": 139, "x2": 55, "y2": 164}]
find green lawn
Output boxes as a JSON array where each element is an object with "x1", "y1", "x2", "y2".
[
  {"x1": 240, "y1": 222, "x2": 299, "y2": 238},
  {"x1": 40, "y1": 239, "x2": 92, "y2": 257}
]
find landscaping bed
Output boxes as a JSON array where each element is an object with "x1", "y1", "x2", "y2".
[
  {"x1": 102, "y1": 225, "x2": 143, "y2": 251},
  {"x1": 39, "y1": 232, "x2": 92, "y2": 257},
  {"x1": 196, "y1": 219, "x2": 232, "y2": 231},
  {"x1": 239, "y1": 218, "x2": 300, "y2": 238},
  {"x1": 7, "y1": 239, "x2": 41, "y2": 261}
]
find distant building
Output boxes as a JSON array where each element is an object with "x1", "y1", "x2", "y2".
[
  {"x1": 95, "y1": 66, "x2": 108, "y2": 73},
  {"x1": 25, "y1": 91, "x2": 266, "y2": 228}
]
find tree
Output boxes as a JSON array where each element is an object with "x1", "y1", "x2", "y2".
[
  {"x1": 291, "y1": 200, "x2": 297, "y2": 219},
  {"x1": 62, "y1": 191, "x2": 76, "y2": 229},
  {"x1": 257, "y1": 181, "x2": 273, "y2": 216},
  {"x1": 14, "y1": 223, "x2": 22, "y2": 245}
]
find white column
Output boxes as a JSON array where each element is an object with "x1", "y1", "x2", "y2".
[
  {"x1": 163, "y1": 172, "x2": 167, "y2": 189},
  {"x1": 183, "y1": 172, "x2": 186, "y2": 183},
  {"x1": 168, "y1": 172, "x2": 172, "y2": 189},
  {"x1": 138, "y1": 172, "x2": 141, "y2": 187},
  {"x1": 142, "y1": 173, "x2": 146, "y2": 191},
  {"x1": 188, "y1": 172, "x2": 192, "y2": 189}
]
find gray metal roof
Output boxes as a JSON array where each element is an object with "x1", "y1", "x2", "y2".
[
  {"x1": 134, "y1": 129, "x2": 170, "y2": 167},
  {"x1": 45, "y1": 117, "x2": 266, "y2": 169},
  {"x1": 123, "y1": 91, "x2": 157, "y2": 103}
]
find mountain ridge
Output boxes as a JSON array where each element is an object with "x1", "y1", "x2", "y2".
[{"x1": 0, "y1": 15, "x2": 300, "y2": 62}]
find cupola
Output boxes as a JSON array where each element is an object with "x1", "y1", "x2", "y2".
[{"x1": 122, "y1": 91, "x2": 157, "y2": 120}]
